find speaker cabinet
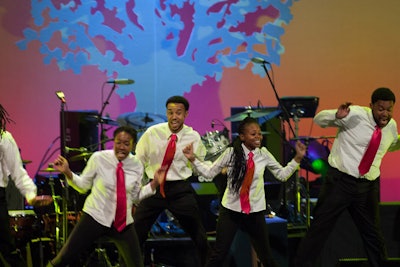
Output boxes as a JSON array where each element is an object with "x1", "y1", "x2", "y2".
[
  {"x1": 336, "y1": 258, "x2": 400, "y2": 267},
  {"x1": 379, "y1": 202, "x2": 400, "y2": 257},
  {"x1": 319, "y1": 202, "x2": 400, "y2": 267},
  {"x1": 60, "y1": 110, "x2": 99, "y2": 173}
]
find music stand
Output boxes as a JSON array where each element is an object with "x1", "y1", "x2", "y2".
[{"x1": 279, "y1": 96, "x2": 319, "y2": 118}]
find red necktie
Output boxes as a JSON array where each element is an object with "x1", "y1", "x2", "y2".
[
  {"x1": 240, "y1": 151, "x2": 255, "y2": 214},
  {"x1": 358, "y1": 126, "x2": 382, "y2": 176},
  {"x1": 114, "y1": 161, "x2": 126, "y2": 232},
  {"x1": 160, "y1": 134, "x2": 177, "y2": 198}
]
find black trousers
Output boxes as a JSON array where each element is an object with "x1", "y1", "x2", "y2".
[
  {"x1": 48, "y1": 212, "x2": 143, "y2": 267},
  {"x1": 133, "y1": 180, "x2": 209, "y2": 267},
  {"x1": 206, "y1": 207, "x2": 279, "y2": 267},
  {"x1": 295, "y1": 166, "x2": 387, "y2": 267},
  {"x1": 0, "y1": 187, "x2": 26, "y2": 267}
]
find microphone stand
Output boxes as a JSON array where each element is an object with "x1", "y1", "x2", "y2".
[
  {"x1": 58, "y1": 97, "x2": 69, "y2": 251},
  {"x1": 99, "y1": 83, "x2": 117, "y2": 150},
  {"x1": 257, "y1": 62, "x2": 301, "y2": 223}
]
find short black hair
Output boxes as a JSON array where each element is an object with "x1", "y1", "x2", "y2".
[
  {"x1": 165, "y1": 95, "x2": 190, "y2": 111},
  {"x1": 371, "y1": 87, "x2": 396, "y2": 104},
  {"x1": 113, "y1": 126, "x2": 137, "y2": 143}
]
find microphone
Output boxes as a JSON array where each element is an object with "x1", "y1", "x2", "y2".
[
  {"x1": 55, "y1": 91, "x2": 66, "y2": 103},
  {"x1": 211, "y1": 120, "x2": 215, "y2": 129},
  {"x1": 251, "y1": 57, "x2": 270, "y2": 65},
  {"x1": 106, "y1": 79, "x2": 134, "y2": 85}
]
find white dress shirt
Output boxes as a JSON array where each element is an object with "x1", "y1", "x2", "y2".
[
  {"x1": 314, "y1": 105, "x2": 400, "y2": 180},
  {"x1": 135, "y1": 122, "x2": 207, "y2": 180},
  {"x1": 68, "y1": 150, "x2": 155, "y2": 227},
  {"x1": 0, "y1": 131, "x2": 36, "y2": 202},
  {"x1": 191, "y1": 144, "x2": 299, "y2": 213}
]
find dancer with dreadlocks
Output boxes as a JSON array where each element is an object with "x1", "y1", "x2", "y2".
[
  {"x1": 183, "y1": 117, "x2": 306, "y2": 267},
  {"x1": 0, "y1": 104, "x2": 52, "y2": 266}
]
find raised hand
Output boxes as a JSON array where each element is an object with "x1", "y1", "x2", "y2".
[
  {"x1": 182, "y1": 142, "x2": 195, "y2": 162},
  {"x1": 294, "y1": 140, "x2": 307, "y2": 163},
  {"x1": 53, "y1": 155, "x2": 73, "y2": 179},
  {"x1": 336, "y1": 102, "x2": 352, "y2": 119}
]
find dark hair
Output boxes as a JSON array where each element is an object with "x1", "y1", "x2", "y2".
[
  {"x1": 228, "y1": 117, "x2": 259, "y2": 194},
  {"x1": 165, "y1": 96, "x2": 190, "y2": 111},
  {"x1": 113, "y1": 126, "x2": 137, "y2": 143},
  {"x1": 371, "y1": 87, "x2": 396, "y2": 104},
  {"x1": 0, "y1": 104, "x2": 14, "y2": 136}
]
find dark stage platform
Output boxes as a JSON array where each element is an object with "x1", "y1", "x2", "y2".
[{"x1": 8, "y1": 202, "x2": 400, "y2": 267}]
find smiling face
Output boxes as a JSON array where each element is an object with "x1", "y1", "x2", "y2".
[
  {"x1": 113, "y1": 131, "x2": 134, "y2": 161},
  {"x1": 239, "y1": 122, "x2": 263, "y2": 151},
  {"x1": 370, "y1": 99, "x2": 394, "y2": 128},
  {"x1": 166, "y1": 102, "x2": 188, "y2": 133}
]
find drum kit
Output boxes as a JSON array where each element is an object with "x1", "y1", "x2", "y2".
[
  {"x1": 8, "y1": 102, "x2": 331, "y2": 265},
  {"x1": 202, "y1": 107, "x2": 281, "y2": 161},
  {"x1": 7, "y1": 111, "x2": 169, "y2": 266}
]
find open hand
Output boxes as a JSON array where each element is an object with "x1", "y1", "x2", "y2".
[
  {"x1": 182, "y1": 142, "x2": 195, "y2": 162},
  {"x1": 336, "y1": 102, "x2": 352, "y2": 119}
]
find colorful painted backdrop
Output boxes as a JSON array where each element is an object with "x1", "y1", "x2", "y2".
[{"x1": 1, "y1": 0, "x2": 399, "y2": 201}]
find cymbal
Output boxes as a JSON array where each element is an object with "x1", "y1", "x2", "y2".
[
  {"x1": 69, "y1": 152, "x2": 93, "y2": 162},
  {"x1": 224, "y1": 109, "x2": 274, "y2": 122},
  {"x1": 39, "y1": 167, "x2": 60, "y2": 173},
  {"x1": 86, "y1": 115, "x2": 119, "y2": 126},
  {"x1": 117, "y1": 112, "x2": 167, "y2": 129}
]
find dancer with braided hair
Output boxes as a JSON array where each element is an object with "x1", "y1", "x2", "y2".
[{"x1": 183, "y1": 117, "x2": 306, "y2": 267}]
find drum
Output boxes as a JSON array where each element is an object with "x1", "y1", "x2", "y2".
[
  {"x1": 9, "y1": 210, "x2": 40, "y2": 243},
  {"x1": 28, "y1": 237, "x2": 56, "y2": 267},
  {"x1": 201, "y1": 131, "x2": 229, "y2": 161},
  {"x1": 42, "y1": 212, "x2": 81, "y2": 238}
]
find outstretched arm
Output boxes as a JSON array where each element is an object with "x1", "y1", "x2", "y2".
[{"x1": 53, "y1": 155, "x2": 73, "y2": 180}]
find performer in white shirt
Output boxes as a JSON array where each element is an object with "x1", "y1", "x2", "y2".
[
  {"x1": 47, "y1": 126, "x2": 164, "y2": 267},
  {"x1": 183, "y1": 117, "x2": 306, "y2": 267},
  {"x1": 134, "y1": 96, "x2": 209, "y2": 266},
  {"x1": 295, "y1": 87, "x2": 400, "y2": 267},
  {"x1": 0, "y1": 104, "x2": 52, "y2": 266}
]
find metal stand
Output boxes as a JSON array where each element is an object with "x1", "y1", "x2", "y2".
[
  {"x1": 99, "y1": 83, "x2": 117, "y2": 150},
  {"x1": 56, "y1": 91, "x2": 70, "y2": 249},
  {"x1": 84, "y1": 242, "x2": 117, "y2": 267},
  {"x1": 48, "y1": 175, "x2": 62, "y2": 252}
]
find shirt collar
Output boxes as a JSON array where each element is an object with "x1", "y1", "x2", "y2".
[{"x1": 241, "y1": 143, "x2": 256, "y2": 157}]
